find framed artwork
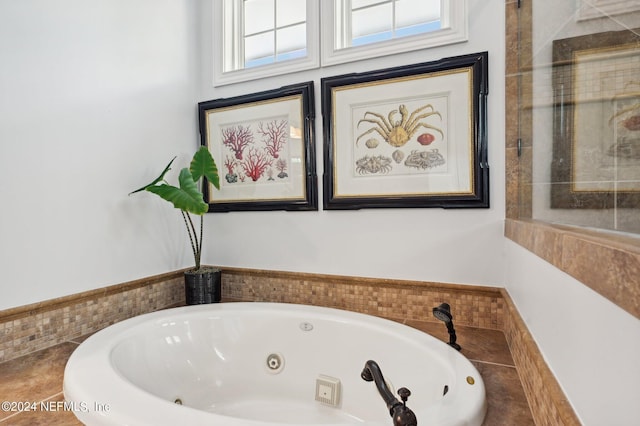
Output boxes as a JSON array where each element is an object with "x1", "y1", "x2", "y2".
[
  {"x1": 551, "y1": 28, "x2": 640, "y2": 208},
  {"x1": 198, "y1": 81, "x2": 317, "y2": 212},
  {"x1": 321, "y1": 52, "x2": 489, "y2": 209}
]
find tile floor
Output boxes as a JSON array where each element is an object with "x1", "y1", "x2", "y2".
[{"x1": 0, "y1": 317, "x2": 534, "y2": 425}]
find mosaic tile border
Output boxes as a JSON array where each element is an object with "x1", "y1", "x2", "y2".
[
  {"x1": 502, "y1": 290, "x2": 580, "y2": 425},
  {"x1": 0, "y1": 268, "x2": 504, "y2": 364},
  {"x1": 0, "y1": 271, "x2": 185, "y2": 363},
  {"x1": 223, "y1": 268, "x2": 579, "y2": 424},
  {"x1": 0, "y1": 266, "x2": 579, "y2": 424},
  {"x1": 221, "y1": 268, "x2": 505, "y2": 329}
]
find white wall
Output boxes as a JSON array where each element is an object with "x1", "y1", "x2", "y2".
[
  {"x1": 0, "y1": 0, "x2": 202, "y2": 309},
  {"x1": 505, "y1": 240, "x2": 640, "y2": 425},
  {"x1": 0, "y1": 0, "x2": 506, "y2": 310},
  {"x1": 198, "y1": 0, "x2": 507, "y2": 287}
]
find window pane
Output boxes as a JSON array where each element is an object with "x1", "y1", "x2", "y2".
[
  {"x1": 216, "y1": 0, "x2": 319, "y2": 86},
  {"x1": 396, "y1": 0, "x2": 440, "y2": 29},
  {"x1": 352, "y1": 3, "x2": 392, "y2": 39},
  {"x1": 335, "y1": 0, "x2": 446, "y2": 49},
  {"x1": 276, "y1": 23, "x2": 306, "y2": 55},
  {"x1": 324, "y1": 0, "x2": 465, "y2": 68},
  {"x1": 352, "y1": 0, "x2": 387, "y2": 9},
  {"x1": 245, "y1": 31, "x2": 274, "y2": 65},
  {"x1": 276, "y1": 0, "x2": 305, "y2": 27},
  {"x1": 276, "y1": 48, "x2": 307, "y2": 62},
  {"x1": 244, "y1": 0, "x2": 274, "y2": 36},
  {"x1": 244, "y1": 0, "x2": 306, "y2": 66}
]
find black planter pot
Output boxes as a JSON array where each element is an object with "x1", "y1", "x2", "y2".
[{"x1": 184, "y1": 267, "x2": 221, "y2": 305}]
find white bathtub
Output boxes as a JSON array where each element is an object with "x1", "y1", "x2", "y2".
[{"x1": 63, "y1": 302, "x2": 486, "y2": 425}]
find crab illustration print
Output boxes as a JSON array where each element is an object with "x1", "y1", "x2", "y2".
[{"x1": 356, "y1": 104, "x2": 444, "y2": 148}]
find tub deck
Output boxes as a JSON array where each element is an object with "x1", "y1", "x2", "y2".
[{"x1": 0, "y1": 313, "x2": 534, "y2": 425}]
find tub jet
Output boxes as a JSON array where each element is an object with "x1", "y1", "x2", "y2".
[
  {"x1": 265, "y1": 353, "x2": 285, "y2": 374},
  {"x1": 432, "y1": 303, "x2": 461, "y2": 351}
]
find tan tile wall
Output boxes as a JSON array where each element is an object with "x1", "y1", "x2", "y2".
[
  {"x1": 502, "y1": 290, "x2": 580, "y2": 425},
  {"x1": 222, "y1": 268, "x2": 504, "y2": 329},
  {"x1": 505, "y1": 218, "x2": 640, "y2": 320},
  {"x1": 504, "y1": 0, "x2": 640, "y2": 322},
  {"x1": 223, "y1": 268, "x2": 579, "y2": 424},
  {"x1": 0, "y1": 268, "x2": 504, "y2": 364},
  {"x1": 0, "y1": 266, "x2": 581, "y2": 424},
  {"x1": 503, "y1": 2, "x2": 586, "y2": 423},
  {"x1": 0, "y1": 272, "x2": 185, "y2": 363},
  {"x1": 505, "y1": 0, "x2": 533, "y2": 220}
]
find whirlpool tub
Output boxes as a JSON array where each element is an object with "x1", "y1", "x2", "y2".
[{"x1": 63, "y1": 302, "x2": 486, "y2": 425}]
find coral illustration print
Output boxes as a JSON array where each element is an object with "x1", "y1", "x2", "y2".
[
  {"x1": 220, "y1": 117, "x2": 290, "y2": 185},
  {"x1": 222, "y1": 124, "x2": 253, "y2": 160},
  {"x1": 353, "y1": 98, "x2": 448, "y2": 176}
]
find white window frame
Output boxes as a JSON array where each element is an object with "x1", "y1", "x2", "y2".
[
  {"x1": 321, "y1": 0, "x2": 468, "y2": 67},
  {"x1": 213, "y1": 0, "x2": 320, "y2": 87},
  {"x1": 212, "y1": 0, "x2": 467, "y2": 87}
]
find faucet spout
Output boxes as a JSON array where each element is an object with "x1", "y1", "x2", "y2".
[
  {"x1": 361, "y1": 360, "x2": 418, "y2": 426},
  {"x1": 361, "y1": 360, "x2": 397, "y2": 410}
]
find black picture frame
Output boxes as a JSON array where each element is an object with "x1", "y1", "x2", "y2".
[
  {"x1": 551, "y1": 28, "x2": 640, "y2": 209},
  {"x1": 321, "y1": 52, "x2": 489, "y2": 210},
  {"x1": 198, "y1": 81, "x2": 317, "y2": 212}
]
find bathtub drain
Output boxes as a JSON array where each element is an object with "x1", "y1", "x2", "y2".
[{"x1": 266, "y1": 353, "x2": 285, "y2": 374}]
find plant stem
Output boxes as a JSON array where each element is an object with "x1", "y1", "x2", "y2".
[
  {"x1": 181, "y1": 210, "x2": 199, "y2": 270},
  {"x1": 198, "y1": 215, "x2": 203, "y2": 270}
]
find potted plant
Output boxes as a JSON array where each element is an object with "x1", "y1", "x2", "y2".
[{"x1": 129, "y1": 146, "x2": 222, "y2": 304}]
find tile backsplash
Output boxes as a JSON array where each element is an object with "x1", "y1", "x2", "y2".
[
  {"x1": 222, "y1": 268, "x2": 504, "y2": 329},
  {"x1": 0, "y1": 266, "x2": 578, "y2": 424},
  {"x1": 0, "y1": 267, "x2": 503, "y2": 364},
  {"x1": 0, "y1": 272, "x2": 184, "y2": 363}
]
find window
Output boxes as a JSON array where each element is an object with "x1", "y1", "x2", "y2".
[
  {"x1": 213, "y1": 0, "x2": 467, "y2": 86},
  {"x1": 338, "y1": 0, "x2": 442, "y2": 48},
  {"x1": 214, "y1": 0, "x2": 320, "y2": 86},
  {"x1": 322, "y1": 0, "x2": 468, "y2": 66},
  {"x1": 236, "y1": 0, "x2": 307, "y2": 69}
]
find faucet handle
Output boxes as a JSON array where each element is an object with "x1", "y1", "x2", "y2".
[
  {"x1": 397, "y1": 387, "x2": 411, "y2": 405},
  {"x1": 392, "y1": 389, "x2": 417, "y2": 426}
]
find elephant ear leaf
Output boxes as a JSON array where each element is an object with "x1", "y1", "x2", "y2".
[
  {"x1": 146, "y1": 168, "x2": 208, "y2": 215},
  {"x1": 129, "y1": 157, "x2": 176, "y2": 195},
  {"x1": 190, "y1": 146, "x2": 220, "y2": 190}
]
